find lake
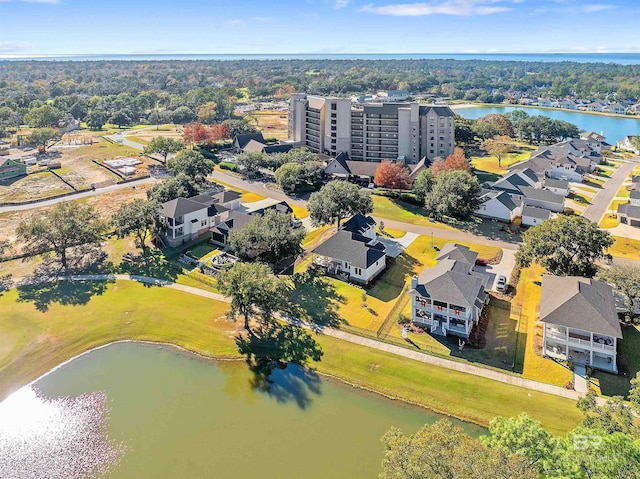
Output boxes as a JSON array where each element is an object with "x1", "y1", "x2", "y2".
[
  {"x1": 0, "y1": 342, "x2": 484, "y2": 479},
  {"x1": 452, "y1": 105, "x2": 640, "y2": 144}
]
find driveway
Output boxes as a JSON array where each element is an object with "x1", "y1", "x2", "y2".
[
  {"x1": 377, "y1": 232, "x2": 419, "y2": 258},
  {"x1": 582, "y1": 158, "x2": 638, "y2": 223},
  {"x1": 473, "y1": 249, "x2": 516, "y2": 291}
]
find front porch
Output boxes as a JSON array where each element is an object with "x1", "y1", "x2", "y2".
[{"x1": 312, "y1": 255, "x2": 350, "y2": 281}]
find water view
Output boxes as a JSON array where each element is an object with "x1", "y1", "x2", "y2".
[
  {"x1": 452, "y1": 105, "x2": 640, "y2": 144},
  {"x1": 0, "y1": 343, "x2": 484, "y2": 479}
]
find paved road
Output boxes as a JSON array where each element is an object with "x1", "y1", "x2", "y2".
[
  {"x1": 0, "y1": 177, "x2": 156, "y2": 213},
  {"x1": 18, "y1": 273, "x2": 602, "y2": 404},
  {"x1": 582, "y1": 158, "x2": 638, "y2": 223}
]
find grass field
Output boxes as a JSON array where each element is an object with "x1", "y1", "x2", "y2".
[
  {"x1": 372, "y1": 196, "x2": 456, "y2": 231},
  {"x1": 471, "y1": 142, "x2": 537, "y2": 175},
  {"x1": 0, "y1": 171, "x2": 74, "y2": 203},
  {"x1": 590, "y1": 325, "x2": 640, "y2": 397},
  {"x1": 609, "y1": 236, "x2": 640, "y2": 260},
  {"x1": 377, "y1": 226, "x2": 406, "y2": 238},
  {"x1": 616, "y1": 185, "x2": 631, "y2": 198},
  {"x1": 599, "y1": 215, "x2": 620, "y2": 229},
  {"x1": 0, "y1": 280, "x2": 583, "y2": 434}
]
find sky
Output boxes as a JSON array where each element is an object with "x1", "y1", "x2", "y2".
[{"x1": 0, "y1": 0, "x2": 638, "y2": 56}]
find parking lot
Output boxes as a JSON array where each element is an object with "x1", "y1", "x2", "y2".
[{"x1": 473, "y1": 249, "x2": 516, "y2": 292}]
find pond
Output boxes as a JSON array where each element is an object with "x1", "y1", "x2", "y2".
[
  {"x1": 452, "y1": 105, "x2": 640, "y2": 144},
  {"x1": 0, "y1": 342, "x2": 485, "y2": 479}
]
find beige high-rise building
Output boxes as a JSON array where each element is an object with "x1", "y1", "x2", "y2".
[{"x1": 288, "y1": 94, "x2": 455, "y2": 164}]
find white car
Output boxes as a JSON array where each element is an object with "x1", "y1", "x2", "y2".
[{"x1": 496, "y1": 275, "x2": 508, "y2": 292}]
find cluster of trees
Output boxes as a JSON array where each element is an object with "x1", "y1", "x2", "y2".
[
  {"x1": 147, "y1": 148, "x2": 215, "y2": 203},
  {"x1": 182, "y1": 122, "x2": 231, "y2": 147},
  {"x1": 274, "y1": 161, "x2": 324, "y2": 192},
  {"x1": 236, "y1": 148, "x2": 319, "y2": 175},
  {"x1": 308, "y1": 181, "x2": 373, "y2": 229}
]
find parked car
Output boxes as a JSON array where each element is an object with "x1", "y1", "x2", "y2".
[
  {"x1": 291, "y1": 219, "x2": 303, "y2": 228},
  {"x1": 496, "y1": 275, "x2": 508, "y2": 292},
  {"x1": 475, "y1": 258, "x2": 488, "y2": 266}
]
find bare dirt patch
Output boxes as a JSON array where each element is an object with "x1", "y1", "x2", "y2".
[{"x1": 0, "y1": 171, "x2": 74, "y2": 204}]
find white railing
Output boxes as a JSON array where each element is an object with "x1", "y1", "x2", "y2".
[
  {"x1": 549, "y1": 334, "x2": 616, "y2": 352},
  {"x1": 545, "y1": 330, "x2": 566, "y2": 341}
]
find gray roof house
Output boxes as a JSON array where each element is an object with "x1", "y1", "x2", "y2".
[
  {"x1": 312, "y1": 224, "x2": 386, "y2": 285},
  {"x1": 232, "y1": 133, "x2": 266, "y2": 153},
  {"x1": 159, "y1": 194, "x2": 230, "y2": 247},
  {"x1": 409, "y1": 244, "x2": 489, "y2": 339},
  {"x1": 474, "y1": 190, "x2": 520, "y2": 222},
  {"x1": 540, "y1": 275, "x2": 622, "y2": 373},
  {"x1": 521, "y1": 186, "x2": 565, "y2": 213},
  {"x1": 521, "y1": 205, "x2": 552, "y2": 227}
]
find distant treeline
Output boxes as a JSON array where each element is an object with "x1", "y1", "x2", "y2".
[{"x1": 1, "y1": 59, "x2": 640, "y2": 134}]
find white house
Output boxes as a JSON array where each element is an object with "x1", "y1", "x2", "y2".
[
  {"x1": 543, "y1": 178, "x2": 570, "y2": 197},
  {"x1": 409, "y1": 244, "x2": 489, "y2": 339},
  {"x1": 521, "y1": 187, "x2": 565, "y2": 213},
  {"x1": 474, "y1": 190, "x2": 520, "y2": 222},
  {"x1": 617, "y1": 189, "x2": 640, "y2": 227},
  {"x1": 159, "y1": 194, "x2": 229, "y2": 247},
  {"x1": 312, "y1": 215, "x2": 386, "y2": 284},
  {"x1": 617, "y1": 136, "x2": 640, "y2": 154},
  {"x1": 540, "y1": 275, "x2": 622, "y2": 374},
  {"x1": 521, "y1": 205, "x2": 552, "y2": 227}
]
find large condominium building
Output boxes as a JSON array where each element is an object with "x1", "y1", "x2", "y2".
[{"x1": 288, "y1": 93, "x2": 455, "y2": 164}]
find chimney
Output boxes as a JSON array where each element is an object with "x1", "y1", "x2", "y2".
[{"x1": 411, "y1": 275, "x2": 418, "y2": 290}]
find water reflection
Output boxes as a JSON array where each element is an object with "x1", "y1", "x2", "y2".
[{"x1": 0, "y1": 387, "x2": 125, "y2": 479}]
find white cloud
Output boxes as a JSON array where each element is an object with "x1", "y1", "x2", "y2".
[
  {"x1": 335, "y1": 0, "x2": 350, "y2": 8},
  {"x1": 0, "y1": 42, "x2": 31, "y2": 52},
  {"x1": 361, "y1": 0, "x2": 516, "y2": 16},
  {"x1": 581, "y1": 4, "x2": 616, "y2": 13}
]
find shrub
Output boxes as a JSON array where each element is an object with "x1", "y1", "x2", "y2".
[{"x1": 219, "y1": 161, "x2": 237, "y2": 171}]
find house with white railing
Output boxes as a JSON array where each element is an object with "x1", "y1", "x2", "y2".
[
  {"x1": 409, "y1": 244, "x2": 490, "y2": 339},
  {"x1": 540, "y1": 275, "x2": 622, "y2": 374}
]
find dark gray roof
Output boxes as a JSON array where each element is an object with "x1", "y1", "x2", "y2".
[
  {"x1": 213, "y1": 190, "x2": 242, "y2": 204},
  {"x1": 522, "y1": 205, "x2": 551, "y2": 220},
  {"x1": 234, "y1": 133, "x2": 265, "y2": 149},
  {"x1": 544, "y1": 178, "x2": 569, "y2": 189},
  {"x1": 521, "y1": 186, "x2": 564, "y2": 205},
  {"x1": 313, "y1": 230, "x2": 386, "y2": 269},
  {"x1": 630, "y1": 190, "x2": 640, "y2": 200},
  {"x1": 161, "y1": 197, "x2": 209, "y2": 218},
  {"x1": 479, "y1": 191, "x2": 518, "y2": 211},
  {"x1": 264, "y1": 144, "x2": 294, "y2": 154},
  {"x1": 344, "y1": 160, "x2": 380, "y2": 178},
  {"x1": 632, "y1": 175, "x2": 640, "y2": 184},
  {"x1": 211, "y1": 211, "x2": 253, "y2": 236},
  {"x1": 540, "y1": 275, "x2": 622, "y2": 338},
  {"x1": 413, "y1": 259, "x2": 488, "y2": 308},
  {"x1": 341, "y1": 214, "x2": 376, "y2": 235},
  {"x1": 435, "y1": 243, "x2": 478, "y2": 265},
  {"x1": 189, "y1": 194, "x2": 218, "y2": 206},
  {"x1": 519, "y1": 168, "x2": 539, "y2": 183},
  {"x1": 617, "y1": 203, "x2": 640, "y2": 219},
  {"x1": 251, "y1": 200, "x2": 293, "y2": 216},
  {"x1": 419, "y1": 105, "x2": 456, "y2": 117}
]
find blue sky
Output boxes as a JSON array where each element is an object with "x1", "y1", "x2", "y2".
[{"x1": 0, "y1": 0, "x2": 638, "y2": 56}]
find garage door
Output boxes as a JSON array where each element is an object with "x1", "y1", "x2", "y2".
[{"x1": 631, "y1": 219, "x2": 640, "y2": 227}]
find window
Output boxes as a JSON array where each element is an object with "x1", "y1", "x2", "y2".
[
  {"x1": 331, "y1": 103, "x2": 337, "y2": 110},
  {"x1": 354, "y1": 267, "x2": 362, "y2": 276},
  {"x1": 201, "y1": 220, "x2": 207, "y2": 227}
]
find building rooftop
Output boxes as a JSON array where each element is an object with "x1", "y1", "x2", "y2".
[
  {"x1": 313, "y1": 230, "x2": 386, "y2": 269},
  {"x1": 522, "y1": 205, "x2": 551, "y2": 220}
]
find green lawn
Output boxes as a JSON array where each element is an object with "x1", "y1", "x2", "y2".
[
  {"x1": 471, "y1": 143, "x2": 536, "y2": 175},
  {"x1": 590, "y1": 325, "x2": 640, "y2": 397},
  {"x1": 616, "y1": 185, "x2": 631, "y2": 198},
  {"x1": 372, "y1": 196, "x2": 456, "y2": 231},
  {"x1": 377, "y1": 226, "x2": 406, "y2": 238},
  {"x1": 0, "y1": 280, "x2": 582, "y2": 434},
  {"x1": 609, "y1": 236, "x2": 640, "y2": 260},
  {"x1": 301, "y1": 225, "x2": 332, "y2": 249},
  {"x1": 185, "y1": 243, "x2": 218, "y2": 260},
  {"x1": 599, "y1": 215, "x2": 620, "y2": 229}
]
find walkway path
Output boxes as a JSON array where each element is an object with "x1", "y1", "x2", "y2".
[
  {"x1": 19, "y1": 273, "x2": 604, "y2": 405},
  {"x1": 574, "y1": 365, "x2": 588, "y2": 394},
  {"x1": 583, "y1": 158, "x2": 638, "y2": 223}
]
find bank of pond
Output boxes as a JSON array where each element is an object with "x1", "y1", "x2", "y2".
[{"x1": 0, "y1": 342, "x2": 485, "y2": 479}]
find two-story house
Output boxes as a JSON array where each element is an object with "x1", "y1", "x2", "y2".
[
  {"x1": 617, "y1": 188, "x2": 640, "y2": 227},
  {"x1": 540, "y1": 275, "x2": 622, "y2": 374},
  {"x1": 409, "y1": 244, "x2": 489, "y2": 339},
  {"x1": 159, "y1": 194, "x2": 230, "y2": 247}
]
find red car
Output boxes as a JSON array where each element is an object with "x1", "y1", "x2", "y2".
[{"x1": 475, "y1": 258, "x2": 488, "y2": 266}]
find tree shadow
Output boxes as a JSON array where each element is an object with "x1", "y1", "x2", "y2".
[
  {"x1": 117, "y1": 249, "x2": 180, "y2": 284},
  {"x1": 285, "y1": 269, "x2": 346, "y2": 328},
  {"x1": 16, "y1": 278, "x2": 113, "y2": 312},
  {"x1": 235, "y1": 321, "x2": 323, "y2": 409},
  {"x1": 0, "y1": 273, "x2": 13, "y2": 298},
  {"x1": 367, "y1": 254, "x2": 420, "y2": 302}
]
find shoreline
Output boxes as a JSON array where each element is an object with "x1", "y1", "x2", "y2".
[{"x1": 449, "y1": 102, "x2": 640, "y2": 120}]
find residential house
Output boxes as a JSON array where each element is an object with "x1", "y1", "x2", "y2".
[
  {"x1": 232, "y1": 133, "x2": 266, "y2": 153},
  {"x1": 580, "y1": 131, "x2": 606, "y2": 142},
  {"x1": 626, "y1": 104, "x2": 640, "y2": 115},
  {"x1": 559, "y1": 100, "x2": 577, "y2": 110},
  {"x1": 521, "y1": 205, "x2": 552, "y2": 227},
  {"x1": 617, "y1": 136, "x2": 640, "y2": 155},
  {"x1": 312, "y1": 216, "x2": 386, "y2": 285},
  {"x1": 606, "y1": 103, "x2": 626, "y2": 115},
  {"x1": 520, "y1": 186, "x2": 565, "y2": 213},
  {"x1": 540, "y1": 275, "x2": 622, "y2": 373},
  {"x1": 325, "y1": 151, "x2": 428, "y2": 185},
  {"x1": 211, "y1": 190, "x2": 242, "y2": 211},
  {"x1": 242, "y1": 139, "x2": 268, "y2": 153},
  {"x1": 587, "y1": 100, "x2": 609, "y2": 112},
  {"x1": 543, "y1": 178, "x2": 570, "y2": 197},
  {"x1": 159, "y1": 194, "x2": 229, "y2": 247},
  {"x1": 409, "y1": 243, "x2": 489, "y2": 339},
  {"x1": 0, "y1": 157, "x2": 27, "y2": 180},
  {"x1": 474, "y1": 190, "x2": 520, "y2": 222},
  {"x1": 617, "y1": 189, "x2": 640, "y2": 227}
]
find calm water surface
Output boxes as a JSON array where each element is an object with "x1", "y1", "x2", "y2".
[
  {"x1": 453, "y1": 105, "x2": 640, "y2": 144},
  {"x1": 1, "y1": 342, "x2": 484, "y2": 479}
]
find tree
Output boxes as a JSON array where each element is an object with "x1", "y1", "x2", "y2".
[
  {"x1": 109, "y1": 110, "x2": 132, "y2": 128},
  {"x1": 442, "y1": 147, "x2": 472, "y2": 173},
  {"x1": 147, "y1": 110, "x2": 171, "y2": 129},
  {"x1": 217, "y1": 262, "x2": 288, "y2": 333},
  {"x1": 373, "y1": 160, "x2": 411, "y2": 189},
  {"x1": 380, "y1": 420, "x2": 537, "y2": 479},
  {"x1": 112, "y1": 199, "x2": 159, "y2": 251},
  {"x1": 223, "y1": 118, "x2": 258, "y2": 137},
  {"x1": 629, "y1": 372, "x2": 640, "y2": 410},
  {"x1": 167, "y1": 149, "x2": 214, "y2": 184},
  {"x1": 182, "y1": 122, "x2": 210, "y2": 146},
  {"x1": 412, "y1": 168, "x2": 434, "y2": 201},
  {"x1": 27, "y1": 128, "x2": 60, "y2": 148},
  {"x1": 516, "y1": 216, "x2": 614, "y2": 277},
  {"x1": 229, "y1": 209, "x2": 305, "y2": 266},
  {"x1": 577, "y1": 393, "x2": 636, "y2": 435},
  {"x1": 454, "y1": 116, "x2": 476, "y2": 144},
  {"x1": 483, "y1": 414, "x2": 558, "y2": 471},
  {"x1": 430, "y1": 157, "x2": 446, "y2": 176},
  {"x1": 473, "y1": 120, "x2": 501, "y2": 140},
  {"x1": 477, "y1": 113, "x2": 515, "y2": 137},
  {"x1": 146, "y1": 173, "x2": 200, "y2": 203},
  {"x1": 308, "y1": 181, "x2": 373, "y2": 229},
  {"x1": 25, "y1": 104, "x2": 62, "y2": 128},
  {"x1": 171, "y1": 106, "x2": 196, "y2": 125},
  {"x1": 196, "y1": 101, "x2": 218, "y2": 124},
  {"x1": 424, "y1": 170, "x2": 481, "y2": 219},
  {"x1": 599, "y1": 264, "x2": 640, "y2": 312},
  {"x1": 274, "y1": 161, "x2": 324, "y2": 192},
  {"x1": 86, "y1": 109, "x2": 108, "y2": 131},
  {"x1": 482, "y1": 135, "x2": 513, "y2": 167},
  {"x1": 17, "y1": 202, "x2": 107, "y2": 270},
  {"x1": 236, "y1": 151, "x2": 266, "y2": 176},
  {"x1": 143, "y1": 136, "x2": 184, "y2": 163}
]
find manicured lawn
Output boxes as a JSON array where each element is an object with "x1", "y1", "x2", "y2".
[
  {"x1": 186, "y1": 243, "x2": 218, "y2": 260},
  {"x1": 572, "y1": 184, "x2": 597, "y2": 195},
  {"x1": 616, "y1": 185, "x2": 631, "y2": 198},
  {"x1": 0, "y1": 281, "x2": 582, "y2": 434},
  {"x1": 471, "y1": 143, "x2": 536, "y2": 175},
  {"x1": 125, "y1": 136, "x2": 149, "y2": 145},
  {"x1": 301, "y1": 225, "x2": 332, "y2": 249},
  {"x1": 570, "y1": 193, "x2": 591, "y2": 205},
  {"x1": 209, "y1": 178, "x2": 267, "y2": 202},
  {"x1": 512, "y1": 265, "x2": 574, "y2": 387},
  {"x1": 372, "y1": 196, "x2": 456, "y2": 231},
  {"x1": 590, "y1": 325, "x2": 640, "y2": 397},
  {"x1": 599, "y1": 215, "x2": 620, "y2": 229},
  {"x1": 609, "y1": 236, "x2": 640, "y2": 260},
  {"x1": 377, "y1": 226, "x2": 406, "y2": 238},
  {"x1": 291, "y1": 204, "x2": 310, "y2": 219}
]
